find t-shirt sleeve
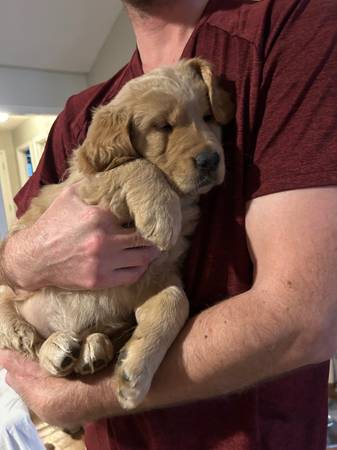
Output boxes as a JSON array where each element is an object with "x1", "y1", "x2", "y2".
[
  {"x1": 14, "y1": 102, "x2": 77, "y2": 218},
  {"x1": 246, "y1": 0, "x2": 337, "y2": 199}
]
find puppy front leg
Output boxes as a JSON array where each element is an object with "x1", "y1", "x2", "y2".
[
  {"x1": 114, "y1": 281, "x2": 189, "y2": 409},
  {"x1": 122, "y1": 160, "x2": 182, "y2": 251},
  {"x1": 79, "y1": 160, "x2": 182, "y2": 251}
]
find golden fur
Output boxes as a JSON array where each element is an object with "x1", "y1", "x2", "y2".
[{"x1": 0, "y1": 58, "x2": 233, "y2": 409}]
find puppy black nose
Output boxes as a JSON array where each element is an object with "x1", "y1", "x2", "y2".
[{"x1": 195, "y1": 151, "x2": 220, "y2": 171}]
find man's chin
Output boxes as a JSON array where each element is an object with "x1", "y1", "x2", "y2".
[{"x1": 122, "y1": 0, "x2": 169, "y2": 11}]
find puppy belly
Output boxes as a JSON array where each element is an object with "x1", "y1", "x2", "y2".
[
  {"x1": 17, "y1": 288, "x2": 134, "y2": 341},
  {"x1": 17, "y1": 293, "x2": 56, "y2": 339}
]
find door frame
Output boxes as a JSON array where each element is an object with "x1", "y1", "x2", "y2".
[
  {"x1": 16, "y1": 141, "x2": 34, "y2": 187},
  {"x1": 0, "y1": 149, "x2": 16, "y2": 227},
  {"x1": 31, "y1": 133, "x2": 47, "y2": 170}
]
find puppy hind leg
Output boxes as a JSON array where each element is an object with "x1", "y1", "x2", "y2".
[
  {"x1": 38, "y1": 331, "x2": 81, "y2": 376},
  {"x1": 74, "y1": 333, "x2": 114, "y2": 375}
]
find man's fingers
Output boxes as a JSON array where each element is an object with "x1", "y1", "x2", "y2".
[
  {"x1": 119, "y1": 246, "x2": 160, "y2": 268},
  {"x1": 0, "y1": 349, "x2": 22, "y2": 371},
  {"x1": 109, "y1": 266, "x2": 147, "y2": 286},
  {"x1": 116, "y1": 230, "x2": 157, "y2": 249},
  {"x1": 0, "y1": 349, "x2": 11, "y2": 368},
  {"x1": 0, "y1": 349, "x2": 47, "y2": 377}
]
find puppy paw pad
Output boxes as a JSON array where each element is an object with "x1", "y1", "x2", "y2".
[{"x1": 115, "y1": 364, "x2": 151, "y2": 410}]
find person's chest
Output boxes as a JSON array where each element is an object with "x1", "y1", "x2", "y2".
[
  {"x1": 74, "y1": 28, "x2": 260, "y2": 312},
  {"x1": 181, "y1": 26, "x2": 259, "y2": 312}
]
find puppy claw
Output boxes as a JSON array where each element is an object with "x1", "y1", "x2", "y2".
[
  {"x1": 116, "y1": 349, "x2": 127, "y2": 366},
  {"x1": 121, "y1": 370, "x2": 131, "y2": 383},
  {"x1": 93, "y1": 359, "x2": 107, "y2": 370}
]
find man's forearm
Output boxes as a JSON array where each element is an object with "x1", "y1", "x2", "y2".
[
  {"x1": 0, "y1": 230, "x2": 36, "y2": 290},
  {"x1": 0, "y1": 238, "x2": 14, "y2": 288},
  {"x1": 98, "y1": 283, "x2": 328, "y2": 418},
  {"x1": 147, "y1": 286, "x2": 330, "y2": 410}
]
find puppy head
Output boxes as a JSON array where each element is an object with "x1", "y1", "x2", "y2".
[
  {"x1": 76, "y1": 58, "x2": 234, "y2": 195},
  {"x1": 130, "y1": 58, "x2": 234, "y2": 194}
]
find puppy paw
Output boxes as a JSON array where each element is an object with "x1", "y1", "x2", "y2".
[
  {"x1": 38, "y1": 331, "x2": 81, "y2": 376},
  {"x1": 74, "y1": 333, "x2": 114, "y2": 375},
  {"x1": 114, "y1": 346, "x2": 152, "y2": 410},
  {"x1": 0, "y1": 319, "x2": 40, "y2": 358},
  {"x1": 137, "y1": 196, "x2": 182, "y2": 251}
]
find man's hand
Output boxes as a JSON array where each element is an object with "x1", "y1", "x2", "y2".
[
  {"x1": 2, "y1": 185, "x2": 160, "y2": 291},
  {"x1": 0, "y1": 349, "x2": 121, "y2": 428}
]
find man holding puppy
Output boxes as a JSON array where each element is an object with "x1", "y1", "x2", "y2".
[{"x1": 1, "y1": 0, "x2": 337, "y2": 449}]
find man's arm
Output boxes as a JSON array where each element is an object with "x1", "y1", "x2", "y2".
[
  {"x1": 1, "y1": 186, "x2": 336, "y2": 428},
  {"x1": 0, "y1": 240, "x2": 12, "y2": 288},
  {"x1": 142, "y1": 186, "x2": 337, "y2": 408}
]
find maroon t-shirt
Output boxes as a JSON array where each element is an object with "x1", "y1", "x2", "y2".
[{"x1": 15, "y1": 0, "x2": 337, "y2": 449}]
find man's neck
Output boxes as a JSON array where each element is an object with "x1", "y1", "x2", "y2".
[{"x1": 124, "y1": 0, "x2": 209, "y2": 73}]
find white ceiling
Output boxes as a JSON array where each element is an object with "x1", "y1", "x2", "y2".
[{"x1": 0, "y1": 0, "x2": 123, "y2": 73}]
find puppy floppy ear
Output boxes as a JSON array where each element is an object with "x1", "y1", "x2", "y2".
[
  {"x1": 186, "y1": 57, "x2": 234, "y2": 125},
  {"x1": 75, "y1": 104, "x2": 138, "y2": 174}
]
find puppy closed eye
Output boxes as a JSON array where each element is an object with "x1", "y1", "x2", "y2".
[{"x1": 153, "y1": 122, "x2": 173, "y2": 133}]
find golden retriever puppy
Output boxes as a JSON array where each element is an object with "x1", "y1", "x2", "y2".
[{"x1": 0, "y1": 58, "x2": 233, "y2": 409}]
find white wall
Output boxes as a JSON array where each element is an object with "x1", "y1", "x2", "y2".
[
  {"x1": 0, "y1": 116, "x2": 57, "y2": 198},
  {"x1": 88, "y1": 9, "x2": 136, "y2": 86},
  {"x1": 12, "y1": 115, "x2": 56, "y2": 150},
  {"x1": 0, "y1": 66, "x2": 87, "y2": 115},
  {"x1": 0, "y1": 130, "x2": 20, "y2": 195},
  {"x1": 0, "y1": 184, "x2": 8, "y2": 239},
  {"x1": 11, "y1": 115, "x2": 57, "y2": 189}
]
